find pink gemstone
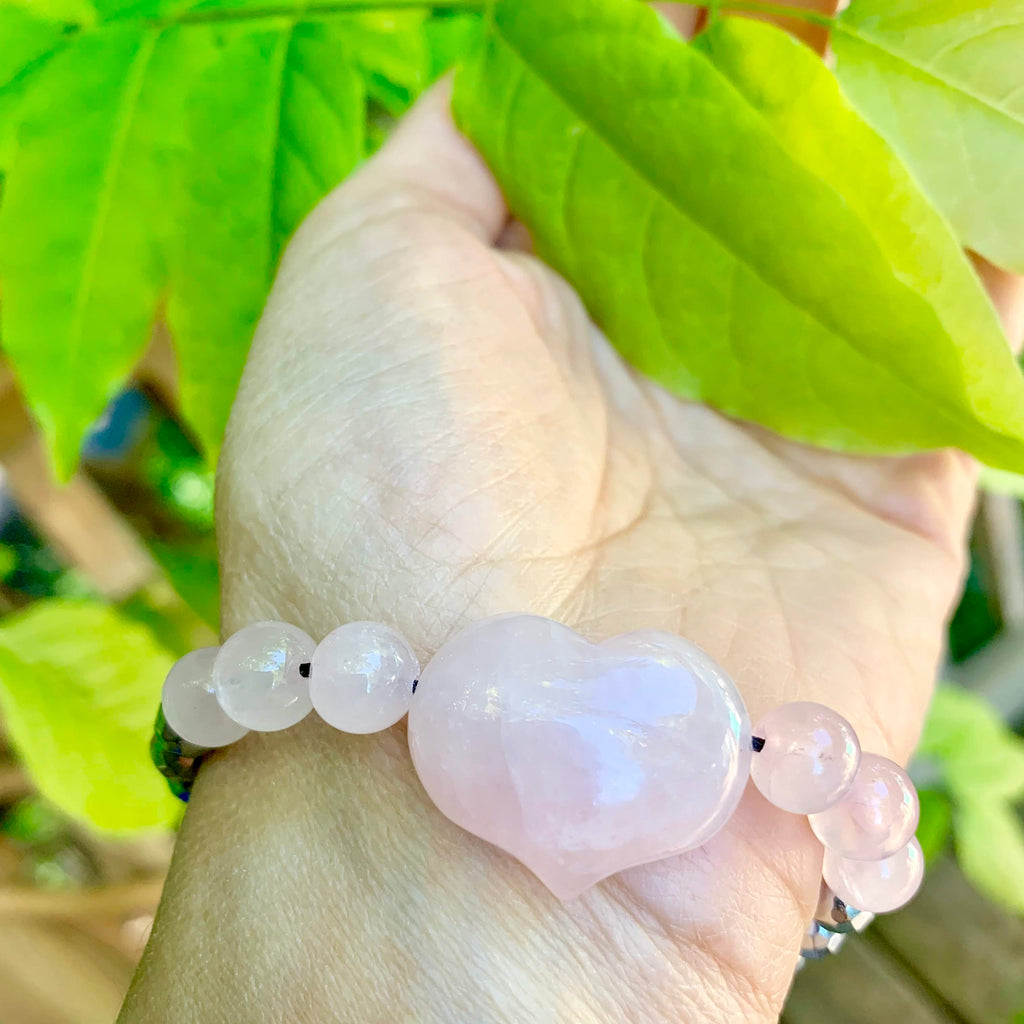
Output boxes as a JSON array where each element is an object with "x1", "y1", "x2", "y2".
[
  {"x1": 823, "y1": 838, "x2": 924, "y2": 913},
  {"x1": 809, "y1": 752, "x2": 919, "y2": 860},
  {"x1": 408, "y1": 614, "x2": 751, "y2": 900},
  {"x1": 310, "y1": 621, "x2": 419, "y2": 734},
  {"x1": 162, "y1": 647, "x2": 249, "y2": 748},
  {"x1": 750, "y1": 701, "x2": 860, "y2": 814},
  {"x1": 212, "y1": 622, "x2": 315, "y2": 732}
]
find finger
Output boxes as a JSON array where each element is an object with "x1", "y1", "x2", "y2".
[
  {"x1": 348, "y1": 77, "x2": 508, "y2": 243},
  {"x1": 495, "y1": 219, "x2": 533, "y2": 253},
  {"x1": 677, "y1": 0, "x2": 839, "y2": 53},
  {"x1": 971, "y1": 253, "x2": 1024, "y2": 355},
  {"x1": 653, "y1": 3, "x2": 702, "y2": 38}
]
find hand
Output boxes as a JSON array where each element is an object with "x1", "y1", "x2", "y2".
[{"x1": 120, "y1": 76, "x2": 1024, "y2": 1024}]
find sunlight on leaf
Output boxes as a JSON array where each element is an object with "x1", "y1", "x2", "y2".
[
  {"x1": 0, "y1": 1, "x2": 435, "y2": 473},
  {"x1": 0, "y1": 24, "x2": 209, "y2": 479},
  {"x1": 834, "y1": 0, "x2": 1024, "y2": 274},
  {"x1": 956, "y1": 799, "x2": 1024, "y2": 916},
  {"x1": 919, "y1": 684, "x2": 1024, "y2": 803},
  {"x1": 0, "y1": 600, "x2": 181, "y2": 832},
  {"x1": 454, "y1": 0, "x2": 1024, "y2": 469}
]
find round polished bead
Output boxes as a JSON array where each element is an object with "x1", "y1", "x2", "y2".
[
  {"x1": 809, "y1": 752, "x2": 919, "y2": 860},
  {"x1": 800, "y1": 920, "x2": 846, "y2": 960},
  {"x1": 813, "y1": 881, "x2": 871, "y2": 935},
  {"x1": 310, "y1": 621, "x2": 419, "y2": 734},
  {"x1": 162, "y1": 647, "x2": 249, "y2": 748},
  {"x1": 750, "y1": 701, "x2": 861, "y2": 814},
  {"x1": 823, "y1": 838, "x2": 924, "y2": 914},
  {"x1": 213, "y1": 622, "x2": 315, "y2": 732}
]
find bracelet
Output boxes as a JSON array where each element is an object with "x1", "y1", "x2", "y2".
[{"x1": 151, "y1": 613, "x2": 922, "y2": 960}]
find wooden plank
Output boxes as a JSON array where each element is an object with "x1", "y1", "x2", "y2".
[
  {"x1": 0, "y1": 920, "x2": 135, "y2": 1024},
  {"x1": 873, "y1": 856, "x2": 1024, "y2": 1024},
  {"x1": 784, "y1": 932, "x2": 960, "y2": 1024}
]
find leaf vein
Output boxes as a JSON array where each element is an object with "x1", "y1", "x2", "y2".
[
  {"x1": 833, "y1": 22, "x2": 1024, "y2": 131},
  {"x1": 492, "y1": 22, "x2": 1006, "y2": 447}
]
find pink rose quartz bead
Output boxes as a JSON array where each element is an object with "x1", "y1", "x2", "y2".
[
  {"x1": 409, "y1": 614, "x2": 751, "y2": 900},
  {"x1": 310, "y1": 621, "x2": 419, "y2": 734},
  {"x1": 162, "y1": 647, "x2": 249, "y2": 748},
  {"x1": 750, "y1": 701, "x2": 860, "y2": 814},
  {"x1": 212, "y1": 621, "x2": 315, "y2": 732},
  {"x1": 809, "y1": 752, "x2": 919, "y2": 860},
  {"x1": 823, "y1": 838, "x2": 924, "y2": 913}
]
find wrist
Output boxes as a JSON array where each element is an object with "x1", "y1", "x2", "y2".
[{"x1": 123, "y1": 711, "x2": 791, "y2": 1024}]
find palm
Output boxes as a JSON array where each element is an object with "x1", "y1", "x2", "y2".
[{"x1": 201, "y1": 90, "x2": 997, "y2": 1022}]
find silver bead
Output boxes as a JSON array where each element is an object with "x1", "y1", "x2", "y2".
[
  {"x1": 800, "y1": 920, "x2": 847, "y2": 960},
  {"x1": 813, "y1": 881, "x2": 874, "y2": 935}
]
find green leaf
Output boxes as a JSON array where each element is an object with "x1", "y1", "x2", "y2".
[
  {"x1": 148, "y1": 538, "x2": 220, "y2": 631},
  {"x1": 0, "y1": 6, "x2": 68, "y2": 88},
  {"x1": 453, "y1": 0, "x2": 1024, "y2": 469},
  {"x1": 979, "y1": 466, "x2": 1024, "y2": 499},
  {"x1": 348, "y1": 10, "x2": 429, "y2": 115},
  {"x1": 916, "y1": 788, "x2": 953, "y2": 863},
  {"x1": 424, "y1": 10, "x2": 482, "y2": 81},
  {"x1": 0, "y1": 24, "x2": 208, "y2": 479},
  {"x1": 166, "y1": 17, "x2": 366, "y2": 463},
  {"x1": 918, "y1": 684, "x2": 1024, "y2": 802},
  {"x1": 1, "y1": 4, "x2": 429, "y2": 474},
  {"x1": 0, "y1": 4, "x2": 77, "y2": 171},
  {"x1": 834, "y1": 0, "x2": 1024, "y2": 274},
  {"x1": 0, "y1": 599, "x2": 180, "y2": 832},
  {"x1": 956, "y1": 798, "x2": 1024, "y2": 915}
]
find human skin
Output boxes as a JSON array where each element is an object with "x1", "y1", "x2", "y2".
[{"x1": 119, "y1": 26, "x2": 1024, "y2": 1024}]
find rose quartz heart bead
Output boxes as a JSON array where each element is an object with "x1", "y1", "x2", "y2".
[
  {"x1": 212, "y1": 621, "x2": 315, "y2": 732},
  {"x1": 823, "y1": 838, "x2": 924, "y2": 913},
  {"x1": 809, "y1": 752, "x2": 919, "y2": 860},
  {"x1": 310, "y1": 621, "x2": 419, "y2": 734},
  {"x1": 409, "y1": 614, "x2": 751, "y2": 900},
  {"x1": 162, "y1": 647, "x2": 249, "y2": 748},
  {"x1": 750, "y1": 701, "x2": 860, "y2": 814}
]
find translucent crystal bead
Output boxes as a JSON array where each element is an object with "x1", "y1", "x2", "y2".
[
  {"x1": 809, "y1": 752, "x2": 919, "y2": 860},
  {"x1": 409, "y1": 615, "x2": 752, "y2": 900},
  {"x1": 750, "y1": 701, "x2": 861, "y2": 814},
  {"x1": 823, "y1": 838, "x2": 924, "y2": 914},
  {"x1": 162, "y1": 647, "x2": 249, "y2": 748},
  {"x1": 213, "y1": 621, "x2": 315, "y2": 732},
  {"x1": 310, "y1": 621, "x2": 419, "y2": 734}
]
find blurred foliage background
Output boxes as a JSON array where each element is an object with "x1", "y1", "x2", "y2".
[{"x1": 0, "y1": 0, "x2": 1023, "y2": 1020}]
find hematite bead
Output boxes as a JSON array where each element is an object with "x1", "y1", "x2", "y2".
[
  {"x1": 151, "y1": 707, "x2": 211, "y2": 800},
  {"x1": 800, "y1": 920, "x2": 846, "y2": 960},
  {"x1": 168, "y1": 778, "x2": 193, "y2": 803},
  {"x1": 812, "y1": 882, "x2": 873, "y2": 934}
]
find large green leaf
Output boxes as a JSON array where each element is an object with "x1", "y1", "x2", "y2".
[
  {"x1": 0, "y1": 9, "x2": 65, "y2": 167},
  {"x1": 165, "y1": 17, "x2": 371, "y2": 462},
  {"x1": 918, "y1": 683, "x2": 1024, "y2": 802},
  {"x1": 454, "y1": 0, "x2": 1024, "y2": 468},
  {"x1": 833, "y1": 0, "x2": 1024, "y2": 274},
  {"x1": 956, "y1": 799, "x2": 1024, "y2": 915},
  {"x1": 0, "y1": 24, "x2": 207, "y2": 479},
  {"x1": 0, "y1": 3, "x2": 433, "y2": 474},
  {"x1": 0, "y1": 599, "x2": 180, "y2": 832}
]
